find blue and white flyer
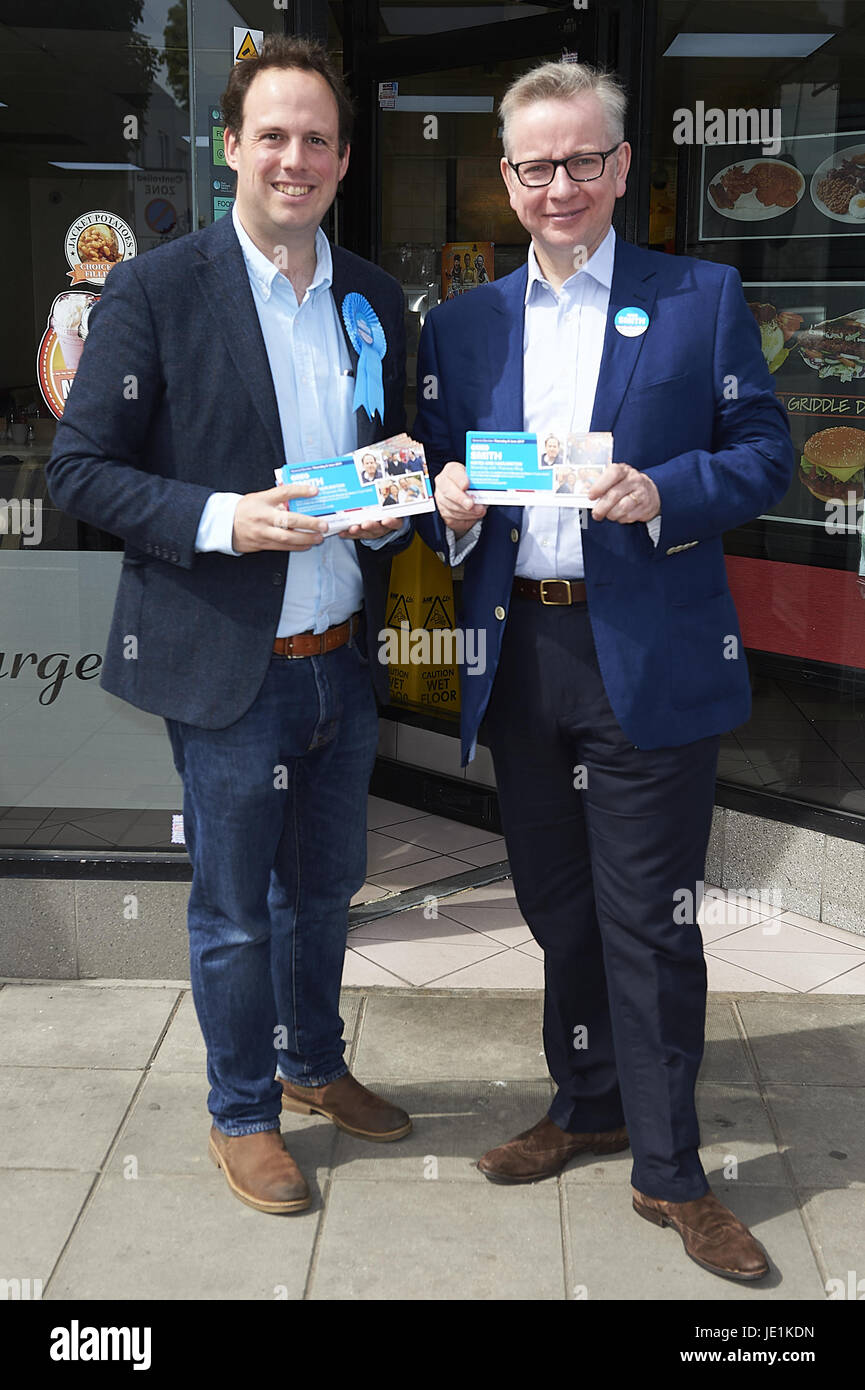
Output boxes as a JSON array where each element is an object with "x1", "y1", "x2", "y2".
[
  {"x1": 277, "y1": 433, "x2": 435, "y2": 534},
  {"x1": 466, "y1": 430, "x2": 613, "y2": 506}
]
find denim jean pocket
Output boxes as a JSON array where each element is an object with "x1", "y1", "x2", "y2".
[{"x1": 348, "y1": 636, "x2": 371, "y2": 668}]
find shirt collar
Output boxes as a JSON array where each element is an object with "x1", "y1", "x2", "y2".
[
  {"x1": 232, "y1": 203, "x2": 332, "y2": 303},
  {"x1": 525, "y1": 224, "x2": 616, "y2": 303}
]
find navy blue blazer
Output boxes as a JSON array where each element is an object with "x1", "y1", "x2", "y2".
[
  {"x1": 414, "y1": 239, "x2": 795, "y2": 764},
  {"x1": 46, "y1": 213, "x2": 409, "y2": 727}
]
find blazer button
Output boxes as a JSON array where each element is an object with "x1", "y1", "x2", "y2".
[
  {"x1": 494, "y1": 605, "x2": 506, "y2": 620},
  {"x1": 272, "y1": 572, "x2": 283, "y2": 586},
  {"x1": 510, "y1": 528, "x2": 519, "y2": 543}
]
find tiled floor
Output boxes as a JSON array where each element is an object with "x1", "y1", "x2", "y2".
[{"x1": 346, "y1": 797, "x2": 865, "y2": 994}]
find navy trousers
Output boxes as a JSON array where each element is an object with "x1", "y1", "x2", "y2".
[{"x1": 484, "y1": 594, "x2": 719, "y2": 1201}]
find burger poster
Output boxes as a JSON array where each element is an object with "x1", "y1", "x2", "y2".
[{"x1": 744, "y1": 282, "x2": 865, "y2": 526}]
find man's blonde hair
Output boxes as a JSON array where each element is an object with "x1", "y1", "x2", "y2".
[{"x1": 499, "y1": 61, "x2": 627, "y2": 158}]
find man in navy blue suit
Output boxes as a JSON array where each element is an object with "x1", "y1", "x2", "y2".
[
  {"x1": 415, "y1": 61, "x2": 794, "y2": 1282},
  {"x1": 47, "y1": 36, "x2": 413, "y2": 1215}
]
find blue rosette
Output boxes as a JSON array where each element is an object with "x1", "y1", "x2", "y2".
[{"x1": 342, "y1": 292, "x2": 387, "y2": 422}]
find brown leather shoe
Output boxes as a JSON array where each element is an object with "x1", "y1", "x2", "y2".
[
  {"x1": 279, "y1": 1071, "x2": 412, "y2": 1142},
  {"x1": 208, "y1": 1126, "x2": 311, "y2": 1214},
  {"x1": 478, "y1": 1115, "x2": 629, "y2": 1183},
  {"x1": 632, "y1": 1187, "x2": 769, "y2": 1282}
]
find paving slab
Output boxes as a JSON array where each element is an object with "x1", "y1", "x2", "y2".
[
  {"x1": 0, "y1": 1169, "x2": 94, "y2": 1285},
  {"x1": 558, "y1": 1085, "x2": 788, "y2": 1190},
  {"x1": 561, "y1": 1184, "x2": 826, "y2": 1300},
  {"x1": 697, "y1": 1001, "x2": 754, "y2": 1084},
  {"x1": 351, "y1": 991, "x2": 546, "y2": 1080},
  {"x1": 0, "y1": 1066, "x2": 140, "y2": 1170},
  {"x1": 148, "y1": 991, "x2": 207, "y2": 1074},
  {"x1": 696, "y1": 1084, "x2": 788, "y2": 1187},
  {"x1": 327, "y1": 1079, "x2": 553, "y2": 1182},
  {"x1": 0, "y1": 983, "x2": 180, "y2": 1069},
  {"x1": 308, "y1": 1178, "x2": 565, "y2": 1300},
  {"x1": 557, "y1": 1144, "x2": 634, "y2": 1186},
  {"x1": 0, "y1": 985, "x2": 859, "y2": 1303},
  {"x1": 737, "y1": 998, "x2": 865, "y2": 1085},
  {"x1": 763, "y1": 1085, "x2": 865, "y2": 1188},
  {"x1": 46, "y1": 1172, "x2": 321, "y2": 1301},
  {"x1": 799, "y1": 1189, "x2": 865, "y2": 1298},
  {"x1": 110, "y1": 1071, "x2": 338, "y2": 1193},
  {"x1": 150, "y1": 990, "x2": 362, "y2": 1076}
]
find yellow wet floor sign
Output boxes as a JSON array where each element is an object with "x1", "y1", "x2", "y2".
[{"x1": 384, "y1": 535, "x2": 460, "y2": 713}]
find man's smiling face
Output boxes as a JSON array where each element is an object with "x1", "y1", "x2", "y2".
[
  {"x1": 224, "y1": 67, "x2": 349, "y2": 255},
  {"x1": 501, "y1": 92, "x2": 629, "y2": 276}
]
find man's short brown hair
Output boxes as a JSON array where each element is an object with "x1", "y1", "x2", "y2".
[
  {"x1": 499, "y1": 60, "x2": 626, "y2": 158},
  {"x1": 221, "y1": 34, "x2": 354, "y2": 153}
]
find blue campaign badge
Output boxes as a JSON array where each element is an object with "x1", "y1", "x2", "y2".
[
  {"x1": 614, "y1": 306, "x2": 650, "y2": 337},
  {"x1": 342, "y1": 292, "x2": 387, "y2": 421}
]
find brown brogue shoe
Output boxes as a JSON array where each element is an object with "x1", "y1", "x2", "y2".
[
  {"x1": 279, "y1": 1071, "x2": 412, "y2": 1142},
  {"x1": 478, "y1": 1115, "x2": 629, "y2": 1183},
  {"x1": 632, "y1": 1187, "x2": 769, "y2": 1282},
  {"x1": 208, "y1": 1126, "x2": 311, "y2": 1214}
]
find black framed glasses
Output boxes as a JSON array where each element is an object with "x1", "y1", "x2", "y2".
[{"x1": 507, "y1": 143, "x2": 622, "y2": 187}]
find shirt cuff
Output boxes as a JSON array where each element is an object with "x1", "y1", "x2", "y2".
[
  {"x1": 447, "y1": 520, "x2": 482, "y2": 565},
  {"x1": 361, "y1": 516, "x2": 410, "y2": 549},
  {"x1": 195, "y1": 492, "x2": 244, "y2": 555},
  {"x1": 646, "y1": 513, "x2": 662, "y2": 547}
]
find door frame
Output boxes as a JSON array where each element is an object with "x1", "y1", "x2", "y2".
[{"x1": 338, "y1": 1, "x2": 653, "y2": 262}]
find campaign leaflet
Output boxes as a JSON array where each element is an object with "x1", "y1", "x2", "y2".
[
  {"x1": 466, "y1": 430, "x2": 613, "y2": 507},
  {"x1": 276, "y1": 433, "x2": 435, "y2": 534}
]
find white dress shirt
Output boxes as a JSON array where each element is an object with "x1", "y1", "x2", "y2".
[
  {"x1": 195, "y1": 205, "x2": 396, "y2": 637},
  {"x1": 451, "y1": 226, "x2": 660, "y2": 569}
]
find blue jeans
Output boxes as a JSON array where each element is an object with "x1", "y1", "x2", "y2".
[{"x1": 165, "y1": 640, "x2": 379, "y2": 1136}]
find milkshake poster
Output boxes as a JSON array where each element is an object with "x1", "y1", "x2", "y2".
[{"x1": 37, "y1": 211, "x2": 136, "y2": 419}]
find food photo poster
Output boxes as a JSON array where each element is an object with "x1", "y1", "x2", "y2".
[
  {"x1": 744, "y1": 283, "x2": 865, "y2": 526},
  {"x1": 699, "y1": 131, "x2": 865, "y2": 240}
]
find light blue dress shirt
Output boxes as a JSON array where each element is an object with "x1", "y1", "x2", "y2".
[
  {"x1": 194, "y1": 205, "x2": 398, "y2": 637},
  {"x1": 451, "y1": 227, "x2": 660, "y2": 571}
]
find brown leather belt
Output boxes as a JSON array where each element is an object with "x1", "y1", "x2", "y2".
[
  {"x1": 273, "y1": 612, "x2": 361, "y2": 659},
  {"x1": 512, "y1": 577, "x2": 587, "y2": 605}
]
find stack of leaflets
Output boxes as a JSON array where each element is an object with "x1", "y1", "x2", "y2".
[
  {"x1": 466, "y1": 430, "x2": 613, "y2": 506},
  {"x1": 277, "y1": 434, "x2": 435, "y2": 534}
]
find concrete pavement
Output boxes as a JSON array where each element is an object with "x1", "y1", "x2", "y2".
[{"x1": 1, "y1": 981, "x2": 863, "y2": 1301}]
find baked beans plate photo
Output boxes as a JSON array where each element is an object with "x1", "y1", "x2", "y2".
[
  {"x1": 706, "y1": 157, "x2": 805, "y2": 220},
  {"x1": 809, "y1": 143, "x2": 865, "y2": 224}
]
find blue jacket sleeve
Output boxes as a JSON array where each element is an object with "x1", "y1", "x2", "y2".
[{"x1": 652, "y1": 266, "x2": 794, "y2": 553}]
